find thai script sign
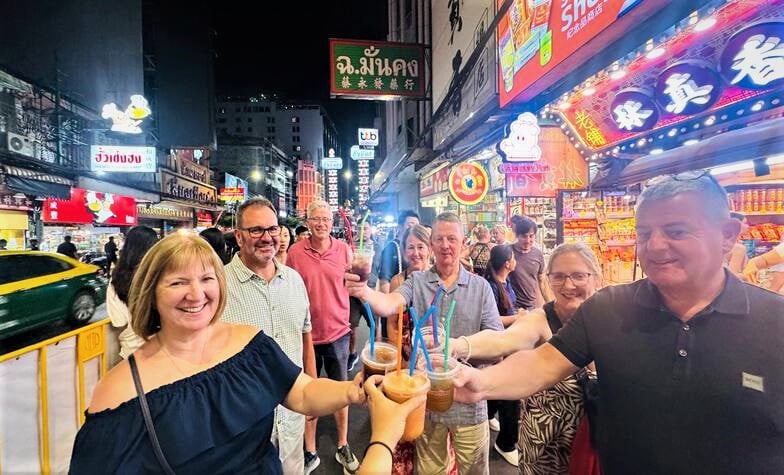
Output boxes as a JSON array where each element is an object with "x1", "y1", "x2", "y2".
[
  {"x1": 137, "y1": 203, "x2": 192, "y2": 221},
  {"x1": 90, "y1": 145, "x2": 157, "y2": 173},
  {"x1": 220, "y1": 187, "x2": 245, "y2": 202},
  {"x1": 161, "y1": 170, "x2": 217, "y2": 204},
  {"x1": 330, "y1": 38, "x2": 425, "y2": 99},
  {"x1": 174, "y1": 156, "x2": 211, "y2": 184},
  {"x1": 350, "y1": 145, "x2": 375, "y2": 160}
]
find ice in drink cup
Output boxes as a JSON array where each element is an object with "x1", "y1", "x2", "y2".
[
  {"x1": 351, "y1": 247, "x2": 375, "y2": 283},
  {"x1": 422, "y1": 355, "x2": 460, "y2": 413},
  {"x1": 360, "y1": 341, "x2": 397, "y2": 383},
  {"x1": 419, "y1": 324, "x2": 446, "y2": 353},
  {"x1": 382, "y1": 370, "x2": 430, "y2": 441}
]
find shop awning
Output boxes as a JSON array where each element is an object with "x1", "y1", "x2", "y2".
[
  {"x1": 2, "y1": 165, "x2": 72, "y2": 199},
  {"x1": 616, "y1": 117, "x2": 784, "y2": 186}
]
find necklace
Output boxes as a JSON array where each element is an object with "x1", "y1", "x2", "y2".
[{"x1": 157, "y1": 330, "x2": 212, "y2": 378}]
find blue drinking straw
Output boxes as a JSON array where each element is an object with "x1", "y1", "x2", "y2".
[
  {"x1": 409, "y1": 307, "x2": 420, "y2": 376},
  {"x1": 409, "y1": 307, "x2": 433, "y2": 375},
  {"x1": 364, "y1": 302, "x2": 375, "y2": 358}
]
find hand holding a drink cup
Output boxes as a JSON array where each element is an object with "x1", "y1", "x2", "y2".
[{"x1": 363, "y1": 374, "x2": 427, "y2": 448}]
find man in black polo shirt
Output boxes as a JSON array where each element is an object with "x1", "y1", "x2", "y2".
[{"x1": 454, "y1": 173, "x2": 784, "y2": 474}]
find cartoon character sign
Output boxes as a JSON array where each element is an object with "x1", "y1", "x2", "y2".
[
  {"x1": 498, "y1": 112, "x2": 543, "y2": 162},
  {"x1": 101, "y1": 95, "x2": 152, "y2": 134},
  {"x1": 448, "y1": 162, "x2": 489, "y2": 205},
  {"x1": 85, "y1": 191, "x2": 116, "y2": 223}
]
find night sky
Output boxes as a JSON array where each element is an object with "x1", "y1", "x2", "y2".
[{"x1": 212, "y1": 1, "x2": 389, "y2": 152}]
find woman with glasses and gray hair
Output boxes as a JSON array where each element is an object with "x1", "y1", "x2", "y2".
[{"x1": 450, "y1": 242, "x2": 603, "y2": 475}]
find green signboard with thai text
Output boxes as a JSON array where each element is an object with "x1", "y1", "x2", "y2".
[{"x1": 329, "y1": 38, "x2": 425, "y2": 100}]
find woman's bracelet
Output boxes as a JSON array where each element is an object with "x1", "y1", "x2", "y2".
[
  {"x1": 459, "y1": 335, "x2": 472, "y2": 361},
  {"x1": 364, "y1": 440, "x2": 394, "y2": 458}
]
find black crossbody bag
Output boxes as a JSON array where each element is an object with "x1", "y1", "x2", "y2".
[{"x1": 129, "y1": 355, "x2": 177, "y2": 475}]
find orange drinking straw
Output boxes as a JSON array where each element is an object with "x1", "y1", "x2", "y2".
[{"x1": 396, "y1": 304, "x2": 404, "y2": 376}]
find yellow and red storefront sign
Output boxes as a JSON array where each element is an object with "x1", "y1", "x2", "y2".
[
  {"x1": 219, "y1": 187, "x2": 245, "y2": 202},
  {"x1": 448, "y1": 162, "x2": 489, "y2": 205}
]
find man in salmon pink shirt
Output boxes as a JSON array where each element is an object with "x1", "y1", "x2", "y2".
[{"x1": 287, "y1": 200, "x2": 359, "y2": 474}]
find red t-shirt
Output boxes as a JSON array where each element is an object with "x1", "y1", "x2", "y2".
[{"x1": 287, "y1": 237, "x2": 351, "y2": 344}]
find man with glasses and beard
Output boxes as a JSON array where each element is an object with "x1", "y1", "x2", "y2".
[
  {"x1": 222, "y1": 197, "x2": 316, "y2": 474},
  {"x1": 454, "y1": 172, "x2": 784, "y2": 474},
  {"x1": 287, "y1": 200, "x2": 360, "y2": 474}
]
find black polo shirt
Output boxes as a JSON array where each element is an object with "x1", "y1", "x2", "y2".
[{"x1": 550, "y1": 271, "x2": 784, "y2": 474}]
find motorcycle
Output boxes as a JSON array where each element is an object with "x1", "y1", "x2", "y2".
[{"x1": 80, "y1": 251, "x2": 109, "y2": 277}]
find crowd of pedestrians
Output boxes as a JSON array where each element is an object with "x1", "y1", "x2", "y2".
[{"x1": 70, "y1": 172, "x2": 783, "y2": 474}]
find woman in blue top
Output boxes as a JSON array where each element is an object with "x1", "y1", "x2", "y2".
[{"x1": 70, "y1": 233, "x2": 366, "y2": 474}]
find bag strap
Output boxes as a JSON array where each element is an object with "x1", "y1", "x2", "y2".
[
  {"x1": 129, "y1": 355, "x2": 176, "y2": 475},
  {"x1": 393, "y1": 240, "x2": 402, "y2": 274}
]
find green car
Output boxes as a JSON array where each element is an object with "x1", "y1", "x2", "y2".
[{"x1": 0, "y1": 251, "x2": 107, "y2": 339}]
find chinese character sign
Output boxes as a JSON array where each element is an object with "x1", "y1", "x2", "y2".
[
  {"x1": 720, "y1": 21, "x2": 784, "y2": 90},
  {"x1": 611, "y1": 89, "x2": 659, "y2": 131},
  {"x1": 559, "y1": 3, "x2": 783, "y2": 151},
  {"x1": 655, "y1": 61, "x2": 722, "y2": 116},
  {"x1": 330, "y1": 39, "x2": 425, "y2": 99}
]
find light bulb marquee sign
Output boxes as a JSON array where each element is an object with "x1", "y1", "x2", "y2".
[{"x1": 558, "y1": 1, "x2": 784, "y2": 151}]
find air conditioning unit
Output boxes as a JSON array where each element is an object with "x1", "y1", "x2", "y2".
[{"x1": 7, "y1": 132, "x2": 36, "y2": 158}]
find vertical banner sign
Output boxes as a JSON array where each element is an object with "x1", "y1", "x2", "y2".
[
  {"x1": 432, "y1": 0, "x2": 498, "y2": 147},
  {"x1": 330, "y1": 39, "x2": 426, "y2": 99},
  {"x1": 357, "y1": 159, "x2": 371, "y2": 206},
  {"x1": 327, "y1": 169, "x2": 340, "y2": 211}
]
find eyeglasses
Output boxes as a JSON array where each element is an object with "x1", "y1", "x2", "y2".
[
  {"x1": 548, "y1": 272, "x2": 593, "y2": 285},
  {"x1": 308, "y1": 217, "x2": 332, "y2": 224},
  {"x1": 644, "y1": 169, "x2": 714, "y2": 186},
  {"x1": 241, "y1": 225, "x2": 280, "y2": 238}
]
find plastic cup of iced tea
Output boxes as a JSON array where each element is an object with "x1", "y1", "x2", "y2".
[
  {"x1": 421, "y1": 355, "x2": 460, "y2": 413},
  {"x1": 382, "y1": 370, "x2": 430, "y2": 441},
  {"x1": 351, "y1": 247, "x2": 375, "y2": 283},
  {"x1": 361, "y1": 341, "x2": 397, "y2": 383}
]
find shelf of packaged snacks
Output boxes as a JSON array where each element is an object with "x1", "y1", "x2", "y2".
[
  {"x1": 602, "y1": 213, "x2": 635, "y2": 220},
  {"x1": 743, "y1": 212, "x2": 784, "y2": 216},
  {"x1": 605, "y1": 240, "x2": 636, "y2": 246},
  {"x1": 562, "y1": 215, "x2": 597, "y2": 221}
]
